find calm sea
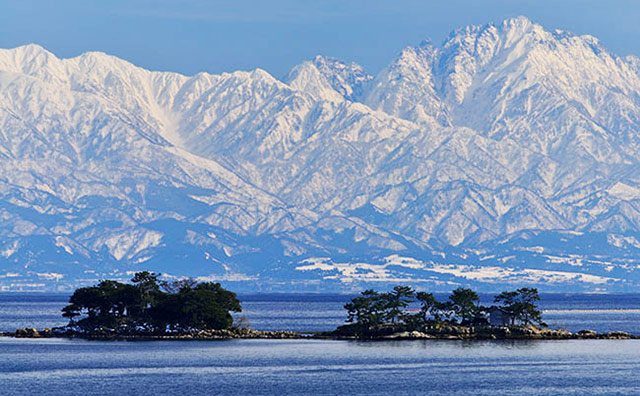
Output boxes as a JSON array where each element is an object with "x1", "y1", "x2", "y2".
[{"x1": 1, "y1": 293, "x2": 640, "y2": 396}]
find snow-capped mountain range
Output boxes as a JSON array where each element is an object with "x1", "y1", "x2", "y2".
[{"x1": 3, "y1": 16, "x2": 640, "y2": 292}]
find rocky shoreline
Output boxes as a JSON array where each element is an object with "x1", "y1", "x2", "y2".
[
  {"x1": 2, "y1": 325, "x2": 638, "y2": 341},
  {"x1": 321, "y1": 324, "x2": 640, "y2": 341},
  {"x1": 2, "y1": 327, "x2": 304, "y2": 340}
]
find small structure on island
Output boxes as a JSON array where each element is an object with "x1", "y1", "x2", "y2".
[{"x1": 488, "y1": 306, "x2": 513, "y2": 327}]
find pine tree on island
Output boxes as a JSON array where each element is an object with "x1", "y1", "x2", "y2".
[
  {"x1": 341, "y1": 285, "x2": 545, "y2": 338},
  {"x1": 61, "y1": 272, "x2": 241, "y2": 335}
]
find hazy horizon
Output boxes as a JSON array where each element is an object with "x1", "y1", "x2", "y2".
[{"x1": 2, "y1": 1, "x2": 640, "y2": 78}]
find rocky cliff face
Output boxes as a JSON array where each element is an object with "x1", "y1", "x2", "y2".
[{"x1": 2, "y1": 17, "x2": 640, "y2": 291}]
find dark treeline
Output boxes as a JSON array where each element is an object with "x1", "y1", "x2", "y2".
[
  {"x1": 61, "y1": 272, "x2": 242, "y2": 334},
  {"x1": 343, "y1": 286, "x2": 544, "y2": 332}
]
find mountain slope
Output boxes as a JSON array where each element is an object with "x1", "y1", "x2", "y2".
[{"x1": 3, "y1": 17, "x2": 640, "y2": 292}]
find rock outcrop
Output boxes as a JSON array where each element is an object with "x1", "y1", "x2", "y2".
[{"x1": 326, "y1": 323, "x2": 637, "y2": 340}]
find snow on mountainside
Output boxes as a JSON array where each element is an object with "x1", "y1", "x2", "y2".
[
  {"x1": 3, "y1": 17, "x2": 640, "y2": 292},
  {"x1": 285, "y1": 55, "x2": 373, "y2": 102}
]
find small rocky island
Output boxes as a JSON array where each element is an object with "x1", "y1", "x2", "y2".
[
  {"x1": 321, "y1": 286, "x2": 638, "y2": 340},
  {"x1": 2, "y1": 276, "x2": 637, "y2": 341},
  {"x1": 3, "y1": 272, "x2": 299, "y2": 340}
]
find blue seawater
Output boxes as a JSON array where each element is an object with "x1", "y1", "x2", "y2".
[
  {"x1": 1, "y1": 338, "x2": 639, "y2": 396},
  {"x1": 2, "y1": 293, "x2": 640, "y2": 395}
]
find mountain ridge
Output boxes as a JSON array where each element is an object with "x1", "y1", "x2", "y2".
[{"x1": 2, "y1": 17, "x2": 640, "y2": 292}]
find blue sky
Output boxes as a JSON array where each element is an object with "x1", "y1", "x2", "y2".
[{"x1": 1, "y1": 0, "x2": 639, "y2": 78}]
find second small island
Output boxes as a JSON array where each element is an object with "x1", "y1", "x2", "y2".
[{"x1": 326, "y1": 286, "x2": 598, "y2": 340}]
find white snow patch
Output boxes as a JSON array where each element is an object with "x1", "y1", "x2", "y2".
[
  {"x1": 1, "y1": 240, "x2": 19, "y2": 258},
  {"x1": 609, "y1": 182, "x2": 640, "y2": 200},
  {"x1": 296, "y1": 255, "x2": 618, "y2": 285},
  {"x1": 54, "y1": 236, "x2": 74, "y2": 255}
]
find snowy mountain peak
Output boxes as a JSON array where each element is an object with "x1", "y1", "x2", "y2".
[
  {"x1": 4, "y1": 17, "x2": 640, "y2": 292},
  {"x1": 284, "y1": 60, "x2": 345, "y2": 102},
  {"x1": 499, "y1": 15, "x2": 538, "y2": 38},
  {"x1": 309, "y1": 55, "x2": 373, "y2": 101},
  {"x1": 285, "y1": 55, "x2": 372, "y2": 102},
  {"x1": 445, "y1": 16, "x2": 538, "y2": 44},
  {"x1": 0, "y1": 43, "x2": 54, "y2": 63},
  {"x1": 365, "y1": 43, "x2": 450, "y2": 126},
  {"x1": 0, "y1": 44, "x2": 67, "y2": 85}
]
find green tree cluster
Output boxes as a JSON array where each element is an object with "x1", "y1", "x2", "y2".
[
  {"x1": 62, "y1": 272, "x2": 242, "y2": 334},
  {"x1": 493, "y1": 287, "x2": 544, "y2": 326},
  {"x1": 344, "y1": 286, "x2": 544, "y2": 329}
]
